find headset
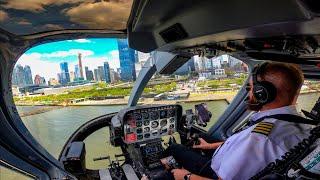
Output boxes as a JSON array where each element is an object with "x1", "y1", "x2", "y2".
[{"x1": 251, "y1": 62, "x2": 277, "y2": 105}]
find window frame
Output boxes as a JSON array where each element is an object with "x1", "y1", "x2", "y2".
[{"x1": 0, "y1": 146, "x2": 47, "y2": 179}]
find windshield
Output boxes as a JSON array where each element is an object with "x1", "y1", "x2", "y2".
[{"x1": 137, "y1": 55, "x2": 249, "y2": 131}]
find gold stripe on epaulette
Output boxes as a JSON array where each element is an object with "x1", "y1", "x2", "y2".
[
  {"x1": 254, "y1": 126, "x2": 272, "y2": 132},
  {"x1": 255, "y1": 124, "x2": 273, "y2": 129},
  {"x1": 252, "y1": 122, "x2": 274, "y2": 136},
  {"x1": 257, "y1": 122, "x2": 273, "y2": 127}
]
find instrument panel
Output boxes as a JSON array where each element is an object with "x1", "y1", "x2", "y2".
[{"x1": 123, "y1": 105, "x2": 180, "y2": 143}]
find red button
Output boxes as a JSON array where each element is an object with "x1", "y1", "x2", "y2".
[{"x1": 126, "y1": 133, "x2": 137, "y2": 142}]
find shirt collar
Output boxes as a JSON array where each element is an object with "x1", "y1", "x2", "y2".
[{"x1": 250, "y1": 105, "x2": 299, "y2": 122}]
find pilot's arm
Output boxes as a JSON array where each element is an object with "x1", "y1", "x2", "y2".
[
  {"x1": 193, "y1": 138, "x2": 224, "y2": 150},
  {"x1": 211, "y1": 131, "x2": 285, "y2": 180}
]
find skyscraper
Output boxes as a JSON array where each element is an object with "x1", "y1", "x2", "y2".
[
  {"x1": 194, "y1": 56, "x2": 208, "y2": 72},
  {"x1": 74, "y1": 65, "x2": 80, "y2": 79},
  {"x1": 34, "y1": 75, "x2": 41, "y2": 85},
  {"x1": 175, "y1": 61, "x2": 190, "y2": 75},
  {"x1": 188, "y1": 57, "x2": 196, "y2": 71},
  {"x1": 24, "y1": 65, "x2": 33, "y2": 85},
  {"x1": 34, "y1": 75, "x2": 46, "y2": 85},
  {"x1": 110, "y1": 68, "x2": 120, "y2": 83},
  {"x1": 78, "y1": 53, "x2": 84, "y2": 79},
  {"x1": 94, "y1": 69, "x2": 99, "y2": 81},
  {"x1": 12, "y1": 64, "x2": 35, "y2": 87},
  {"x1": 48, "y1": 78, "x2": 59, "y2": 86},
  {"x1": 59, "y1": 62, "x2": 70, "y2": 85},
  {"x1": 69, "y1": 71, "x2": 75, "y2": 82},
  {"x1": 87, "y1": 71, "x2": 94, "y2": 81},
  {"x1": 85, "y1": 66, "x2": 94, "y2": 81},
  {"x1": 104, "y1": 62, "x2": 111, "y2": 83},
  {"x1": 57, "y1": 73, "x2": 62, "y2": 84},
  {"x1": 97, "y1": 66, "x2": 105, "y2": 81},
  {"x1": 117, "y1": 39, "x2": 136, "y2": 81},
  {"x1": 12, "y1": 64, "x2": 26, "y2": 87}
]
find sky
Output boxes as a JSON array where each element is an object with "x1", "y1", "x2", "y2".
[{"x1": 17, "y1": 38, "x2": 121, "y2": 80}]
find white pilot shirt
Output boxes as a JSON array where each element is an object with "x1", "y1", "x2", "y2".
[{"x1": 211, "y1": 105, "x2": 313, "y2": 180}]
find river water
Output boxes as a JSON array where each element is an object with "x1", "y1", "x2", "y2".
[{"x1": 7, "y1": 92, "x2": 320, "y2": 173}]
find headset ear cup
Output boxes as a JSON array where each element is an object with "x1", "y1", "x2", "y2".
[
  {"x1": 261, "y1": 81, "x2": 277, "y2": 103},
  {"x1": 253, "y1": 83, "x2": 269, "y2": 104},
  {"x1": 253, "y1": 81, "x2": 277, "y2": 105}
]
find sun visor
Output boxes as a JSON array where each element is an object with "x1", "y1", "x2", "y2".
[{"x1": 152, "y1": 51, "x2": 192, "y2": 75}]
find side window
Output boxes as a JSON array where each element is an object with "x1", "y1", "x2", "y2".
[
  {"x1": 297, "y1": 80, "x2": 320, "y2": 113},
  {"x1": 139, "y1": 54, "x2": 249, "y2": 131}
]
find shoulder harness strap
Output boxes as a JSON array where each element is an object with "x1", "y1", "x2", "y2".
[
  {"x1": 234, "y1": 114, "x2": 318, "y2": 135},
  {"x1": 263, "y1": 114, "x2": 319, "y2": 125}
]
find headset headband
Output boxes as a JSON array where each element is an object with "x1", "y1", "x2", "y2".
[{"x1": 252, "y1": 62, "x2": 269, "y2": 84}]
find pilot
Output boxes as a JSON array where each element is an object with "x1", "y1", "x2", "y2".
[{"x1": 165, "y1": 62, "x2": 313, "y2": 180}]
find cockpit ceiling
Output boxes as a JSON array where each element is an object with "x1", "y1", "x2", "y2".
[
  {"x1": 0, "y1": 0, "x2": 133, "y2": 35},
  {"x1": 128, "y1": 0, "x2": 320, "y2": 53}
]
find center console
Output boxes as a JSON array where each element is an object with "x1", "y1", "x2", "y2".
[
  {"x1": 140, "y1": 140, "x2": 164, "y2": 168},
  {"x1": 110, "y1": 104, "x2": 182, "y2": 177},
  {"x1": 62, "y1": 103, "x2": 211, "y2": 180}
]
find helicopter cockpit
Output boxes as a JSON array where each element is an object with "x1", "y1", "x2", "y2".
[{"x1": 2, "y1": 0, "x2": 320, "y2": 180}]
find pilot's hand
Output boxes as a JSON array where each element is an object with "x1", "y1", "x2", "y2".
[
  {"x1": 171, "y1": 168, "x2": 190, "y2": 180},
  {"x1": 192, "y1": 138, "x2": 210, "y2": 149},
  {"x1": 141, "y1": 174, "x2": 149, "y2": 180}
]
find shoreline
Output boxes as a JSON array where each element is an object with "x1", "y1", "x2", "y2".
[
  {"x1": 19, "y1": 106, "x2": 64, "y2": 117},
  {"x1": 15, "y1": 91, "x2": 320, "y2": 117},
  {"x1": 15, "y1": 90, "x2": 319, "y2": 107},
  {"x1": 16, "y1": 98, "x2": 230, "y2": 107}
]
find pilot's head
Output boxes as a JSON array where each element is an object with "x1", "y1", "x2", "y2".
[{"x1": 247, "y1": 62, "x2": 304, "y2": 111}]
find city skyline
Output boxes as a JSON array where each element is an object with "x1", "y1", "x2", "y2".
[
  {"x1": 16, "y1": 38, "x2": 151, "y2": 84},
  {"x1": 13, "y1": 38, "x2": 245, "y2": 88},
  {"x1": 17, "y1": 38, "x2": 122, "y2": 81}
]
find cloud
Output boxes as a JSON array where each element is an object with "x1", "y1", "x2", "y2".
[
  {"x1": 74, "y1": 39, "x2": 91, "y2": 43},
  {"x1": 0, "y1": 10, "x2": 9, "y2": 21},
  {"x1": 17, "y1": 53, "x2": 60, "y2": 81},
  {"x1": 17, "y1": 19, "x2": 32, "y2": 25},
  {"x1": 109, "y1": 50, "x2": 119, "y2": 58},
  {"x1": 64, "y1": 0, "x2": 132, "y2": 29},
  {"x1": 80, "y1": 50, "x2": 120, "y2": 71},
  {"x1": 41, "y1": 49, "x2": 94, "y2": 58},
  {"x1": 67, "y1": 39, "x2": 92, "y2": 43},
  {"x1": 2, "y1": 0, "x2": 92, "y2": 13},
  {"x1": 107, "y1": 50, "x2": 120, "y2": 69},
  {"x1": 41, "y1": 24, "x2": 64, "y2": 31}
]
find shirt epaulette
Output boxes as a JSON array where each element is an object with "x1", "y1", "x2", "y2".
[{"x1": 251, "y1": 122, "x2": 274, "y2": 136}]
